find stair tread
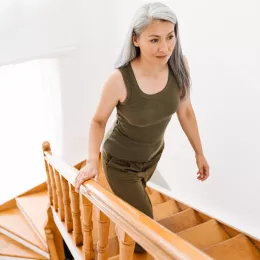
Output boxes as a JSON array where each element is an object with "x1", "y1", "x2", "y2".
[
  {"x1": 15, "y1": 191, "x2": 49, "y2": 243},
  {"x1": 0, "y1": 207, "x2": 47, "y2": 252},
  {"x1": 146, "y1": 188, "x2": 165, "y2": 206},
  {"x1": 158, "y1": 208, "x2": 203, "y2": 233},
  {"x1": 204, "y1": 234, "x2": 260, "y2": 260},
  {"x1": 153, "y1": 199, "x2": 180, "y2": 221},
  {"x1": 0, "y1": 232, "x2": 46, "y2": 259},
  {"x1": 177, "y1": 219, "x2": 230, "y2": 250}
]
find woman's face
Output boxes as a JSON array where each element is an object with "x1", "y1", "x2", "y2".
[{"x1": 133, "y1": 20, "x2": 176, "y2": 64}]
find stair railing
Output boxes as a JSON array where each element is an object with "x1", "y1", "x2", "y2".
[{"x1": 42, "y1": 141, "x2": 212, "y2": 260}]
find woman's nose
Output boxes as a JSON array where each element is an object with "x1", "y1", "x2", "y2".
[{"x1": 158, "y1": 41, "x2": 168, "y2": 53}]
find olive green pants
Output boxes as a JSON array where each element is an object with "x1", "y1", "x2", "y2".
[{"x1": 101, "y1": 148, "x2": 163, "y2": 253}]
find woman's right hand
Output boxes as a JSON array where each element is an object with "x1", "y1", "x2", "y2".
[{"x1": 75, "y1": 162, "x2": 99, "y2": 192}]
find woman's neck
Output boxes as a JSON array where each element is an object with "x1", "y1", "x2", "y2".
[{"x1": 133, "y1": 56, "x2": 168, "y2": 77}]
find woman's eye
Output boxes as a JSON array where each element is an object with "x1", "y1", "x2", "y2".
[
  {"x1": 150, "y1": 36, "x2": 174, "y2": 43},
  {"x1": 151, "y1": 39, "x2": 158, "y2": 43}
]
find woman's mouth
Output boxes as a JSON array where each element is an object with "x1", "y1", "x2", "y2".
[{"x1": 156, "y1": 55, "x2": 168, "y2": 59}]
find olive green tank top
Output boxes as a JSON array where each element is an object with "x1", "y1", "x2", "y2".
[{"x1": 102, "y1": 61, "x2": 180, "y2": 162}]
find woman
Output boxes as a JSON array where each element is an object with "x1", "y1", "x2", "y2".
[{"x1": 75, "y1": 2, "x2": 210, "y2": 253}]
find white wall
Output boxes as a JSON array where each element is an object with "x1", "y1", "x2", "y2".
[
  {"x1": 0, "y1": 0, "x2": 80, "y2": 66},
  {"x1": 0, "y1": 59, "x2": 58, "y2": 203},
  {"x1": 155, "y1": 0, "x2": 260, "y2": 239},
  {"x1": 1, "y1": 0, "x2": 259, "y2": 239}
]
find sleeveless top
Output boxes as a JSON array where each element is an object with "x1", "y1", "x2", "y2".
[{"x1": 102, "y1": 61, "x2": 180, "y2": 162}]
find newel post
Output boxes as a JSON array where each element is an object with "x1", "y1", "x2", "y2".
[{"x1": 42, "y1": 141, "x2": 53, "y2": 205}]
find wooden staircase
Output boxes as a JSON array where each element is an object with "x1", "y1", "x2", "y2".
[
  {"x1": 1, "y1": 140, "x2": 260, "y2": 259},
  {"x1": 136, "y1": 187, "x2": 260, "y2": 260},
  {"x1": 0, "y1": 183, "x2": 50, "y2": 259}
]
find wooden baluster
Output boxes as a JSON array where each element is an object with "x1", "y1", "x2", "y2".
[
  {"x1": 42, "y1": 142, "x2": 53, "y2": 205},
  {"x1": 45, "y1": 206, "x2": 65, "y2": 260},
  {"x1": 45, "y1": 229, "x2": 59, "y2": 260},
  {"x1": 115, "y1": 224, "x2": 135, "y2": 260},
  {"x1": 48, "y1": 164, "x2": 58, "y2": 212},
  {"x1": 54, "y1": 169, "x2": 65, "y2": 221},
  {"x1": 81, "y1": 194, "x2": 95, "y2": 260},
  {"x1": 70, "y1": 184, "x2": 83, "y2": 246},
  {"x1": 96, "y1": 209, "x2": 110, "y2": 260},
  {"x1": 60, "y1": 175, "x2": 73, "y2": 232}
]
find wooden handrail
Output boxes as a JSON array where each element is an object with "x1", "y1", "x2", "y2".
[{"x1": 43, "y1": 148, "x2": 212, "y2": 260}]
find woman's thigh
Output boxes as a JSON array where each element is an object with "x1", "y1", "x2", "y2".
[{"x1": 101, "y1": 150, "x2": 155, "y2": 218}]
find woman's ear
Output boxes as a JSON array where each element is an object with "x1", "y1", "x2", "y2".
[{"x1": 132, "y1": 34, "x2": 139, "y2": 47}]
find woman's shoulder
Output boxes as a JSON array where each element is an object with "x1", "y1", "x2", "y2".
[
  {"x1": 107, "y1": 67, "x2": 126, "y2": 88},
  {"x1": 105, "y1": 66, "x2": 128, "y2": 104}
]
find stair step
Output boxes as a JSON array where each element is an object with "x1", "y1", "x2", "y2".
[
  {"x1": 146, "y1": 188, "x2": 165, "y2": 205},
  {"x1": 15, "y1": 191, "x2": 49, "y2": 248},
  {"x1": 0, "y1": 207, "x2": 47, "y2": 250},
  {"x1": 0, "y1": 232, "x2": 46, "y2": 259},
  {"x1": 177, "y1": 219, "x2": 230, "y2": 250},
  {"x1": 153, "y1": 200, "x2": 180, "y2": 221},
  {"x1": 203, "y1": 234, "x2": 260, "y2": 260},
  {"x1": 158, "y1": 208, "x2": 203, "y2": 233}
]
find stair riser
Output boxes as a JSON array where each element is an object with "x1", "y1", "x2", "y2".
[{"x1": 0, "y1": 227, "x2": 49, "y2": 259}]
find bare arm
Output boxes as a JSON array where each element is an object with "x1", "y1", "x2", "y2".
[
  {"x1": 87, "y1": 120, "x2": 106, "y2": 166},
  {"x1": 75, "y1": 69, "x2": 125, "y2": 191},
  {"x1": 176, "y1": 56, "x2": 204, "y2": 156},
  {"x1": 87, "y1": 69, "x2": 124, "y2": 165},
  {"x1": 176, "y1": 56, "x2": 210, "y2": 181},
  {"x1": 177, "y1": 99, "x2": 204, "y2": 156}
]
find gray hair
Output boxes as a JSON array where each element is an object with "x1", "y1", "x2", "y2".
[{"x1": 114, "y1": 2, "x2": 191, "y2": 101}]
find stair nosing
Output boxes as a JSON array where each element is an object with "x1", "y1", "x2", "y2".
[{"x1": 0, "y1": 227, "x2": 49, "y2": 259}]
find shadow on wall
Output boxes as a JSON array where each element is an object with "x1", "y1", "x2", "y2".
[{"x1": 149, "y1": 169, "x2": 171, "y2": 191}]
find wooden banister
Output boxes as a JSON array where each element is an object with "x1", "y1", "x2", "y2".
[{"x1": 42, "y1": 141, "x2": 212, "y2": 260}]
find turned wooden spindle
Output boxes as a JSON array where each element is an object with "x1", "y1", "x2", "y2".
[
  {"x1": 81, "y1": 194, "x2": 95, "y2": 260},
  {"x1": 70, "y1": 184, "x2": 83, "y2": 246},
  {"x1": 53, "y1": 169, "x2": 65, "y2": 221},
  {"x1": 48, "y1": 164, "x2": 58, "y2": 212},
  {"x1": 44, "y1": 206, "x2": 64, "y2": 260},
  {"x1": 45, "y1": 229, "x2": 59, "y2": 260},
  {"x1": 115, "y1": 224, "x2": 135, "y2": 260},
  {"x1": 42, "y1": 142, "x2": 53, "y2": 205},
  {"x1": 60, "y1": 175, "x2": 73, "y2": 232},
  {"x1": 96, "y1": 209, "x2": 110, "y2": 260}
]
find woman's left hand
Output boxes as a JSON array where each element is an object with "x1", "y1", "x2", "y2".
[{"x1": 195, "y1": 154, "x2": 210, "y2": 181}]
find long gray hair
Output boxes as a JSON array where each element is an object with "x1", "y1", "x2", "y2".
[{"x1": 114, "y1": 2, "x2": 191, "y2": 101}]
